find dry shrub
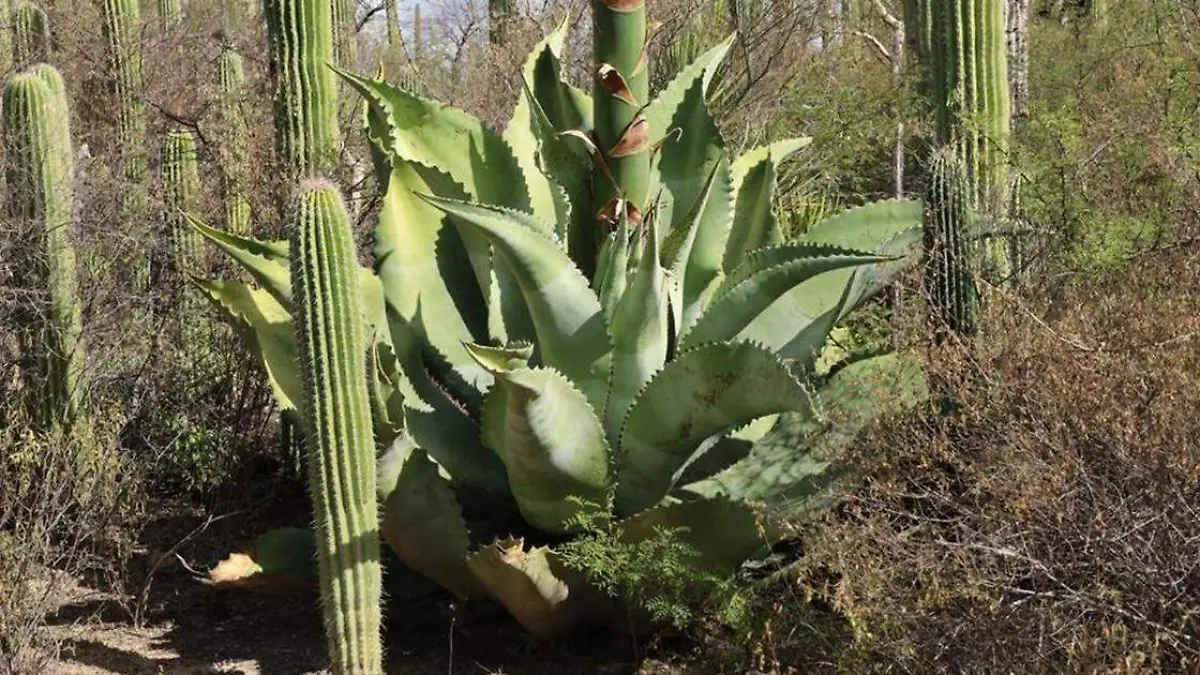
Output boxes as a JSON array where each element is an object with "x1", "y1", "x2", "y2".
[
  {"x1": 0, "y1": 412, "x2": 141, "y2": 675},
  {"x1": 796, "y1": 247, "x2": 1200, "y2": 673}
]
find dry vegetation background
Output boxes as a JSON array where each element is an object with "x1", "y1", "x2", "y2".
[{"x1": 1, "y1": 0, "x2": 1199, "y2": 672}]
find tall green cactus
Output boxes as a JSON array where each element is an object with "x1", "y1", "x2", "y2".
[
  {"x1": 923, "y1": 147, "x2": 977, "y2": 335},
  {"x1": 263, "y1": 0, "x2": 340, "y2": 178},
  {"x1": 100, "y1": 0, "x2": 147, "y2": 187},
  {"x1": 0, "y1": 0, "x2": 12, "y2": 74},
  {"x1": 218, "y1": 48, "x2": 251, "y2": 233},
  {"x1": 290, "y1": 181, "x2": 382, "y2": 675},
  {"x1": 920, "y1": 0, "x2": 1011, "y2": 279},
  {"x1": 158, "y1": 0, "x2": 181, "y2": 27},
  {"x1": 3, "y1": 66, "x2": 86, "y2": 429},
  {"x1": 12, "y1": 1, "x2": 49, "y2": 65},
  {"x1": 331, "y1": 0, "x2": 357, "y2": 70},
  {"x1": 162, "y1": 129, "x2": 202, "y2": 279},
  {"x1": 593, "y1": 0, "x2": 650, "y2": 226}
]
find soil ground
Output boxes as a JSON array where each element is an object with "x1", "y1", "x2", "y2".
[{"x1": 35, "y1": 494, "x2": 700, "y2": 675}]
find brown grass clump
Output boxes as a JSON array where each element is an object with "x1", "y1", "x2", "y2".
[{"x1": 787, "y1": 247, "x2": 1200, "y2": 673}]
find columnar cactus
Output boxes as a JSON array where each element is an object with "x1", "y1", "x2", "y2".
[
  {"x1": 162, "y1": 129, "x2": 202, "y2": 278},
  {"x1": 3, "y1": 66, "x2": 86, "y2": 429},
  {"x1": 0, "y1": 0, "x2": 12, "y2": 74},
  {"x1": 263, "y1": 0, "x2": 340, "y2": 177},
  {"x1": 158, "y1": 0, "x2": 182, "y2": 27},
  {"x1": 593, "y1": 0, "x2": 650, "y2": 226},
  {"x1": 331, "y1": 0, "x2": 357, "y2": 70},
  {"x1": 290, "y1": 181, "x2": 382, "y2": 675},
  {"x1": 218, "y1": 48, "x2": 251, "y2": 233},
  {"x1": 100, "y1": 0, "x2": 147, "y2": 187},
  {"x1": 12, "y1": 1, "x2": 49, "y2": 65},
  {"x1": 920, "y1": 0, "x2": 1011, "y2": 277},
  {"x1": 923, "y1": 147, "x2": 977, "y2": 335}
]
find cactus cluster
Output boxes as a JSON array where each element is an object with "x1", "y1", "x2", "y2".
[
  {"x1": 290, "y1": 182, "x2": 382, "y2": 675},
  {"x1": 923, "y1": 147, "x2": 978, "y2": 335},
  {"x1": 3, "y1": 65, "x2": 86, "y2": 429},
  {"x1": 13, "y1": 1, "x2": 49, "y2": 65},
  {"x1": 263, "y1": 0, "x2": 340, "y2": 178}
]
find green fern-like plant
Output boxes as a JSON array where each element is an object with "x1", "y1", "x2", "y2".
[{"x1": 3, "y1": 66, "x2": 86, "y2": 430}]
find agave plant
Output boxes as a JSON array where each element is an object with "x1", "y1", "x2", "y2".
[{"x1": 195, "y1": 21, "x2": 926, "y2": 636}]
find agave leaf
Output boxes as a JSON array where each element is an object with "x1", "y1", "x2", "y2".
[
  {"x1": 372, "y1": 152, "x2": 492, "y2": 399},
  {"x1": 645, "y1": 36, "x2": 733, "y2": 147},
  {"x1": 367, "y1": 342, "x2": 406, "y2": 446},
  {"x1": 618, "y1": 496, "x2": 775, "y2": 570},
  {"x1": 420, "y1": 196, "x2": 612, "y2": 409},
  {"x1": 680, "y1": 245, "x2": 890, "y2": 351},
  {"x1": 481, "y1": 367, "x2": 612, "y2": 534},
  {"x1": 724, "y1": 138, "x2": 812, "y2": 271},
  {"x1": 463, "y1": 341, "x2": 534, "y2": 374},
  {"x1": 206, "y1": 527, "x2": 316, "y2": 593},
  {"x1": 653, "y1": 66, "x2": 732, "y2": 250},
  {"x1": 665, "y1": 159, "x2": 734, "y2": 334},
  {"x1": 504, "y1": 20, "x2": 576, "y2": 231},
  {"x1": 672, "y1": 414, "x2": 779, "y2": 487},
  {"x1": 189, "y1": 215, "x2": 291, "y2": 304},
  {"x1": 337, "y1": 69, "x2": 530, "y2": 212},
  {"x1": 381, "y1": 308, "x2": 510, "y2": 498},
  {"x1": 206, "y1": 527, "x2": 439, "y2": 599},
  {"x1": 195, "y1": 280, "x2": 300, "y2": 412},
  {"x1": 680, "y1": 353, "x2": 928, "y2": 515},
  {"x1": 794, "y1": 200, "x2": 924, "y2": 320},
  {"x1": 525, "y1": 18, "x2": 591, "y2": 132},
  {"x1": 615, "y1": 342, "x2": 814, "y2": 515},
  {"x1": 377, "y1": 437, "x2": 483, "y2": 599},
  {"x1": 605, "y1": 218, "x2": 668, "y2": 447},
  {"x1": 596, "y1": 225, "x2": 630, "y2": 324},
  {"x1": 466, "y1": 539, "x2": 610, "y2": 638}
]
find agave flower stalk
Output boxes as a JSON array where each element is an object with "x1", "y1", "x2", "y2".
[
  {"x1": 3, "y1": 66, "x2": 86, "y2": 430},
  {"x1": 593, "y1": 0, "x2": 650, "y2": 226}
]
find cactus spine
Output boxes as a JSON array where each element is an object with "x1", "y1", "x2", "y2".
[
  {"x1": 3, "y1": 67, "x2": 86, "y2": 429},
  {"x1": 920, "y1": 0, "x2": 1011, "y2": 279},
  {"x1": 593, "y1": 0, "x2": 650, "y2": 226},
  {"x1": 100, "y1": 0, "x2": 147, "y2": 187},
  {"x1": 291, "y1": 182, "x2": 383, "y2": 675},
  {"x1": 13, "y1": 1, "x2": 49, "y2": 66},
  {"x1": 263, "y1": 0, "x2": 340, "y2": 178},
  {"x1": 924, "y1": 148, "x2": 978, "y2": 335},
  {"x1": 162, "y1": 130, "x2": 202, "y2": 278},
  {"x1": 218, "y1": 48, "x2": 251, "y2": 233}
]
